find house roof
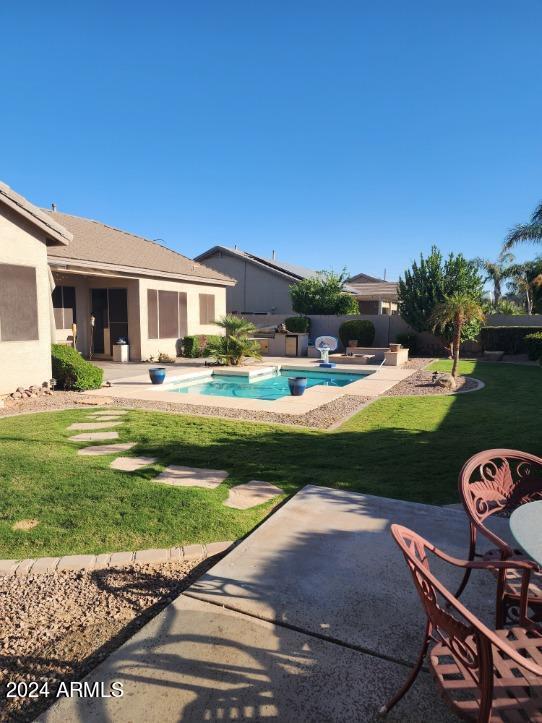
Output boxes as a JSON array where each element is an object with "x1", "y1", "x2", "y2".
[
  {"x1": 195, "y1": 245, "x2": 395, "y2": 297},
  {"x1": 347, "y1": 280, "x2": 399, "y2": 300},
  {"x1": 0, "y1": 182, "x2": 72, "y2": 246},
  {"x1": 195, "y1": 245, "x2": 323, "y2": 282},
  {"x1": 46, "y1": 212, "x2": 234, "y2": 285}
]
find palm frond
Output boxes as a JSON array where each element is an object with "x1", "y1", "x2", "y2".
[
  {"x1": 504, "y1": 223, "x2": 542, "y2": 250},
  {"x1": 531, "y1": 200, "x2": 542, "y2": 224}
]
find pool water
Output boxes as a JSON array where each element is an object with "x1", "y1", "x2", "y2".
[{"x1": 170, "y1": 369, "x2": 367, "y2": 401}]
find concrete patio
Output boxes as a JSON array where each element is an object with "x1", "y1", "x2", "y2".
[{"x1": 41, "y1": 486, "x2": 511, "y2": 722}]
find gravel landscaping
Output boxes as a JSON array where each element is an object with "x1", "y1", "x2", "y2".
[
  {"x1": 0, "y1": 389, "x2": 369, "y2": 429},
  {"x1": 0, "y1": 557, "x2": 213, "y2": 722},
  {"x1": 382, "y1": 369, "x2": 480, "y2": 397}
]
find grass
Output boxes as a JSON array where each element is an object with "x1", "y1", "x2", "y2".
[{"x1": 0, "y1": 360, "x2": 540, "y2": 558}]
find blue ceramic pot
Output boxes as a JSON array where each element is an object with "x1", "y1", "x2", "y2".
[
  {"x1": 149, "y1": 367, "x2": 166, "y2": 385},
  {"x1": 288, "y1": 376, "x2": 307, "y2": 396}
]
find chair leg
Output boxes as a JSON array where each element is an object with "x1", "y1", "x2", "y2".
[
  {"x1": 378, "y1": 620, "x2": 430, "y2": 717},
  {"x1": 455, "y1": 522, "x2": 477, "y2": 600}
]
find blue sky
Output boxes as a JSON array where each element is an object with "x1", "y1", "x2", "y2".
[{"x1": 2, "y1": 1, "x2": 541, "y2": 280}]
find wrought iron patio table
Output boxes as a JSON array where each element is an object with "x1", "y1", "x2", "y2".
[{"x1": 510, "y1": 499, "x2": 542, "y2": 567}]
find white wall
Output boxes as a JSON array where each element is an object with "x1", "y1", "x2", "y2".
[{"x1": 0, "y1": 207, "x2": 54, "y2": 394}]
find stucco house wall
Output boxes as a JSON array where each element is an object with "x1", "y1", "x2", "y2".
[
  {"x1": 137, "y1": 277, "x2": 226, "y2": 360},
  {"x1": 201, "y1": 253, "x2": 295, "y2": 314},
  {"x1": 0, "y1": 207, "x2": 55, "y2": 394},
  {"x1": 52, "y1": 272, "x2": 141, "y2": 359}
]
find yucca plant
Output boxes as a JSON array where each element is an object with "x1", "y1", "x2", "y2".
[
  {"x1": 205, "y1": 315, "x2": 262, "y2": 366},
  {"x1": 430, "y1": 294, "x2": 485, "y2": 377}
]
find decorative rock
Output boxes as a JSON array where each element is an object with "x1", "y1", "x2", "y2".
[
  {"x1": 78, "y1": 443, "x2": 136, "y2": 456},
  {"x1": 110, "y1": 456, "x2": 157, "y2": 472},
  {"x1": 223, "y1": 480, "x2": 283, "y2": 509},
  {"x1": 154, "y1": 465, "x2": 228, "y2": 489},
  {"x1": 69, "y1": 431, "x2": 120, "y2": 442},
  {"x1": 435, "y1": 373, "x2": 457, "y2": 391},
  {"x1": 68, "y1": 421, "x2": 123, "y2": 431}
]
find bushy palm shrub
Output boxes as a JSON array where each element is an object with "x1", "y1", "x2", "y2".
[{"x1": 205, "y1": 315, "x2": 262, "y2": 366}]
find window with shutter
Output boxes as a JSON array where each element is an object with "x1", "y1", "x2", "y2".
[
  {"x1": 0, "y1": 264, "x2": 39, "y2": 341},
  {"x1": 199, "y1": 293, "x2": 215, "y2": 324}
]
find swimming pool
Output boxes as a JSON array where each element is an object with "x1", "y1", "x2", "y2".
[{"x1": 169, "y1": 369, "x2": 368, "y2": 401}]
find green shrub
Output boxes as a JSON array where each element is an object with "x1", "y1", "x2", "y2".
[
  {"x1": 480, "y1": 326, "x2": 542, "y2": 354},
  {"x1": 338, "y1": 320, "x2": 375, "y2": 349},
  {"x1": 284, "y1": 316, "x2": 310, "y2": 333},
  {"x1": 51, "y1": 345, "x2": 103, "y2": 391},
  {"x1": 525, "y1": 332, "x2": 542, "y2": 360},
  {"x1": 199, "y1": 335, "x2": 222, "y2": 357},
  {"x1": 182, "y1": 336, "x2": 200, "y2": 358},
  {"x1": 396, "y1": 332, "x2": 418, "y2": 354}
]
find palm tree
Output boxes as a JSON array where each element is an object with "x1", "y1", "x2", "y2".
[
  {"x1": 430, "y1": 294, "x2": 485, "y2": 378},
  {"x1": 475, "y1": 251, "x2": 514, "y2": 304},
  {"x1": 506, "y1": 262, "x2": 542, "y2": 315},
  {"x1": 504, "y1": 200, "x2": 542, "y2": 250},
  {"x1": 205, "y1": 315, "x2": 262, "y2": 366}
]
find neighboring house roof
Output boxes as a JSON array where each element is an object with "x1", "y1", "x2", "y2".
[
  {"x1": 195, "y1": 245, "x2": 322, "y2": 282},
  {"x1": 46, "y1": 212, "x2": 235, "y2": 285},
  {"x1": 0, "y1": 182, "x2": 72, "y2": 246},
  {"x1": 195, "y1": 245, "x2": 397, "y2": 298},
  {"x1": 347, "y1": 279, "x2": 399, "y2": 300}
]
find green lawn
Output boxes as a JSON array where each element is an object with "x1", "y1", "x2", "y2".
[{"x1": 0, "y1": 360, "x2": 540, "y2": 558}]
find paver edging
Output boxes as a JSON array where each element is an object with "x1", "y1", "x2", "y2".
[{"x1": 0, "y1": 541, "x2": 233, "y2": 578}]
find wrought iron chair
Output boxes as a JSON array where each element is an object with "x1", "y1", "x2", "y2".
[
  {"x1": 456, "y1": 449, "x2": 542, "y2": 627},
  {"x1": 380, "y1": 524, "x2": 542, "y2": 722}
]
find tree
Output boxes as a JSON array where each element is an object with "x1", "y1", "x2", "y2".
[
  {"x1": 398, "y1": 246, "x2": 484, "y2": 350},
  {"x1": 504, "y1": 200, "x2": 542, "y2": 250},
  {"x1": 430, "y1": 294, "x2": 485, "y2": 377},
  {"x1": 475, "y1": 251, "x2": 514, "y2": 304},
  {"x1": 205, "y1": 315, "x2": 262, "y2": 366},
  {"x1": 506, "y1": 261, "x2": 542, "y2": 315},
  {"x1": 289, "y1": 269, "x2": 359, "y2": 315}
]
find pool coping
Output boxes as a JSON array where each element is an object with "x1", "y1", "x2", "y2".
[{"x1": 84, "y1": 360, "x2": 418, "y2": 416}]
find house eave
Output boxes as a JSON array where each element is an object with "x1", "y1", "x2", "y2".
[
  {"x1": 48, "y1": 257, "x2": 237, "y2": 286},
  {"x1": 0, "y1": 194, "x2": 72, "y2": 246}
]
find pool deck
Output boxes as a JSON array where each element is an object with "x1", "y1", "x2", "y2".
[{"x1": 86, "y1": 358, "x2": 416, "y2": 416}]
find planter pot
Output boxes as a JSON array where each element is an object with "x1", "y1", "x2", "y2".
[
  {"x1": 149, "y1": 367, "x2": 167, "y2": 385},
  {"x1": 389, "y1": 343, "x2": 402, "y2": 352},
  {"x1": 288, "y1": 376, "x2": 308, "y2": 396},
  {"x1": 347, "y1": 340, "x2": 359, "y2": 347}
]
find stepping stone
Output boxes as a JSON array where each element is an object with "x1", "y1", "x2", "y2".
[
  {"x1": 68, "y1": 421, "x2": 123, "y2": 431},
  {"x1": 110, "y1": 456, "x2": 158, "y2": 472},
  {"x1": 78, "y1": 443, "x2": 136, "y2": 456},
  {"x1": 223, "y1": 480, "x2": 283, "y2": 509},
  {"x1": 69, "y1": 431, "x2": 120, "y2": 442},
  {"x1": 88, "y1": 410, "x2": 128, "y2": 416},
  {"x1": 87, "y1": 415, "x2": 125, "y2": 421},
  {"x1": 154, "y1": 465, "x2": 228, "y2": 489}
]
